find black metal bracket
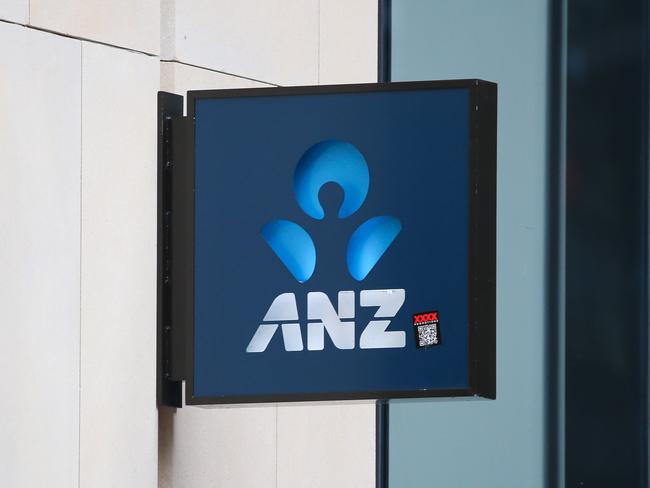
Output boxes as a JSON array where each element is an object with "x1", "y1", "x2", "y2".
[{"x1": 157, "y1": 92, "x2": 193, "y2": 407}]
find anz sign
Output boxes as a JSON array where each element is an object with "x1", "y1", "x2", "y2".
[
  {"x1": 160, "y1": 80, "x2": 497, "y2": 405},
  {"x1": 250, "y1": 140, "x2": 405, "y2": 353},
  {"x1": 247, "y1": 290, "x2": 406, "y2": 352}
]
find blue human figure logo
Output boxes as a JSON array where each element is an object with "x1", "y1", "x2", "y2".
[{"x1": 261, "y1": 140, "x2": 401, "y2": 282}]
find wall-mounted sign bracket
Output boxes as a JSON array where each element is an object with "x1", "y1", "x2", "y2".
[{"x1": 157, "y1": 92, "x2": 192, "y2": 407}]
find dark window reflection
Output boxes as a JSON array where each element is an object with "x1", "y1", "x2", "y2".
[{"x1": 566, "y1": 0, "x2": 648, "y2": 486}]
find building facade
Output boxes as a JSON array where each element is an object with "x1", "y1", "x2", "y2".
[{"x1": 0, "y1": 2, "x2": 379, "y2": 487}]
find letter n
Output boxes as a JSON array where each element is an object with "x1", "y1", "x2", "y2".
[{"x1": 307, "y1": 291, "x2": 355, "y2": 350}]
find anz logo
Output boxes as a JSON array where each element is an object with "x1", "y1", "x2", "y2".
[{"x1": 247, "y1": 140, "x2": 406, "y2": 353}]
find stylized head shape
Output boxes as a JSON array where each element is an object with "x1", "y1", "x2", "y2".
[
  {"x1": 293, "y1": 140, "x2": 370, "y2": 220},
  {"x1": 262, "y1": 140, "x2": 400, "y2": 283}
]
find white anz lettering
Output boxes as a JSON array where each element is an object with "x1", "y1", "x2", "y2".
[{"x1": 245, "y1": 289, "x2": 406, "y2": 352}]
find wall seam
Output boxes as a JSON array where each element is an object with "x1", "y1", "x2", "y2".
[
  {"x1": 78, "y1": 40, "x2": 83, "y2": 488},
  {"x1": 275, "y1": 406, "x2": 278, "y2": 488},
  {"x1": 159, "y1": 59, "x2": 279, "y2": 87},
  {"x1": 0, "y1": 18, "x2": 157, "y2": 57},
  {"x1": 0, "y1": 20, "x2": 286, "y2": 90},
  {"x1": 317, "y1": 0, "x2": 321, "y2": 84}
]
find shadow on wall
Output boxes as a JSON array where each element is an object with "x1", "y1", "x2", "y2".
[{"x1": 158, "y1": 407, "x2": 176, "y2": 488}]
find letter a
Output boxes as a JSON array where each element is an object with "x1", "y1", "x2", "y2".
[{"x1": 246, "y1": 293, "x2": 303, "y2": 352}]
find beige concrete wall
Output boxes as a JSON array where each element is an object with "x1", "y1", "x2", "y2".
[
  {"x1": 0, "y1": 22, "x2": 81, "y2": 488},
  {"x1": 0, "y1": 1, "x2": 378, "y2": 487},
  {"x1": 79, "y1": 42, "x2": 160, "y2": 488}
]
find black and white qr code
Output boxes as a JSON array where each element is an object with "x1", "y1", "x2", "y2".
[{"x1": 416, "y1": 323, "x2": 440, "y2": 347}]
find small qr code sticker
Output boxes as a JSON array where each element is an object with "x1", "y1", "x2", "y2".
[
  {"x1": 412, "y1": 311, "x2": 441, "y2": 348},
  {"x1": 417, "y1": 323, "x2": 440, "y2": 346}
]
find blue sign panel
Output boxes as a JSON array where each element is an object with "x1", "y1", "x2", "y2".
[{"x1": 183, "y1": 81, "x2": 496, "y2": 404}]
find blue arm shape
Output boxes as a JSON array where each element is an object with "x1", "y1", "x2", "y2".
[
  {"x1": 261, "y1": 220, "x2": 316, "y2": 283},
  {"x1": 347, "y1": 216, "x2": 402, "y2": 281}
]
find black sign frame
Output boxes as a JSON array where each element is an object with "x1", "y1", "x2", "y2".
[{"x1": 157, "y1": 80, "x2": 497, "y2": 406}]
